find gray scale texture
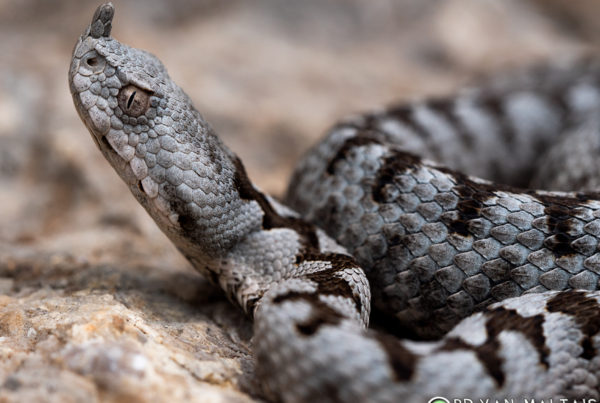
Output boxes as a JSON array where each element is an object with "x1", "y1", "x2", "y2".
[
  {"x1": 70, "y1": 4, "x2": 600, "y2": 402},
  {"x1": 286, "y1": 62, "x2": 600, "y2": 336}
]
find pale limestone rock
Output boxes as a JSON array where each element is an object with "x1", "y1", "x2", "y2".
[{"x1": 0, "y1": 248, "x2": 256, "y2": 402}]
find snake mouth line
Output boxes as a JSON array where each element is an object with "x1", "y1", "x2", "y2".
[
  {"x1": 72, "y1": 94, "x2": 103, "y2": 145},
  {"x1": 72, "y1": 91, "x2": 125, "y2": 166},
  {"x1": 98, "y1": 133, "x2": 113, "y2": 153},
  {"x1": 71, "y1": 92, "x2": 97, "y2": 137}
]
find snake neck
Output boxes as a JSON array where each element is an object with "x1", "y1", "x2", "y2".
[{"x1": 152, "y1": 131, "x2": 265, "y2": 261}]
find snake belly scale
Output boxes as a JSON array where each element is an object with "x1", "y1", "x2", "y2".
[{"x1": 69, "y1": 4, "x2": 600, "y2": 401}]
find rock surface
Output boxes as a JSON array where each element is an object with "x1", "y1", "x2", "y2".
[{"x1": 0, "y1": 0, "x2": 597, "y2": 401}]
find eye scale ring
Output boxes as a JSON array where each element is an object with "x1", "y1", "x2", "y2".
[{"x1": 118, "y1": 85, "x2": 151, "y2": 117}]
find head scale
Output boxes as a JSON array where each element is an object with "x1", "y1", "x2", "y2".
[
  {"x1": 68, "y1": 2, "x2": 185, "y2": 179},
  {"x1": 89, "y1": 2, "x2": 114, "y2": 38}
]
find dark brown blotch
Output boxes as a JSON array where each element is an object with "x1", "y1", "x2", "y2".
[
  {"x1": 325, "y1": 132, "x2": 382, "y2": 174},
  {"x1": 547, "y1": 291, "x2": 600, "y2": 360},
  {"x1": 477, "y1": 92, "x2": 513, "y2": 145},
  {"x1": 232, "y1": 156, "x2": 320, "y2": 251},
  {"x1": 486, "y1": 307, "x2": 549, "y2": 367},
  {"x1": 272, "y1": 291, "x2": 344, "y2": 336},
  {"x1": 387, "y1": 105, "x2": 429, "y2": 140},
  {"x1": 432, "y1": 172, "x2": 496, "y2": 238},
  {"x1": 372, "y1": 151, "x2": 423, "y2": 203},
  {"x1": 541, "y1": 201, "x2": 580, "y2": 258},
  {"x1": 371, "y1": 331, "x2": 419, "y2": 382},
  {"x1": 448, "y1": 197, "x2": 483, "y2": 237},
  {"x1": 297, "y1": 253, "x2": 363, "y2": 313},
  {"x1": 441, "y1": 336, "x2": 504, "y2": 385},
  {"x1": 436, "y1": 167, "x2": 600, "y2": 247},
  {"x1": 439, "y1": 307, "x2": 549, "y2": 387},
  {"x1": 427, "y1": 97, "x2": 475, "y2": 150},
  {"x1": 162, "y1": 183, "x2": 199, "y2": 237}
]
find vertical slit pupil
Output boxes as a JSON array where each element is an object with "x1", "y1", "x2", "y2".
[{"x1": 127, "y1": 91, "x2": 137, "y2": 109}]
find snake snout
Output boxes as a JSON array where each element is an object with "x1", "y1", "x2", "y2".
[{"x1": 69, "y1": 43, "x2": 117, "y2": 141}]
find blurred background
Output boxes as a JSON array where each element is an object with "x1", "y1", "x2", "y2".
[{"x1": 0, "y1": 1, "x2": 599, "y2": 400}]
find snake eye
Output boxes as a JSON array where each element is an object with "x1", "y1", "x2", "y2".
[{"x1": 118, "y1": 85, "x2": 151, "y2": 117}]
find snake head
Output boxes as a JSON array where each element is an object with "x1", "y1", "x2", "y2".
[
  {"x1": 68, "y1": 2, "x2": 207, "y2": 193},
  {"x1": 68, "y1": 3, "x2": 173, "y2": 175},
  {"x1": 69, "y1": 3, "x2": 254, "y2": 259}
]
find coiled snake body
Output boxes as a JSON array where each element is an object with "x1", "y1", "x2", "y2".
[{"x1": 69, "y1": 4, "x2": 600, "y2": 401}]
